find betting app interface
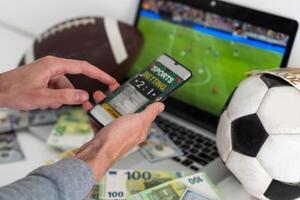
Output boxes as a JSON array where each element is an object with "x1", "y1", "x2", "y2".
[{"x1": 90, "y1": 60, "x2": 186, "y2": 125}]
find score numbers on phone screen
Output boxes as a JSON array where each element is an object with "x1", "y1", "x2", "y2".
[{"x1": 130, "y1": 76, "x2": 161, "y2": 100}]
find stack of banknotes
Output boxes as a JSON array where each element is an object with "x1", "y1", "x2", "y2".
[
  {"x1": 45, "y1": 107, "x2": 183, "y2": 162},
  {"x1": 1, "y1": 106, "x2": 188, "y2": 165},
  {"x1": 0, "y1": 130, "x2": 25, "y2": 164},
  {"x1": 83, "y1": 169, "x2": 225, "y2": 200},
  {"x1": 0, "y1": 107, "x2": 76, "y2": 164},
  {"x1": 45, "y1": 149, "x2": 225, "y2": 199},
  {"x1": 46, "y1": 107, "x2": 94, "y2": 150},
  {"x1": 11, "y1": 106, "x2": 73, "y2": 132},
  {"x1": 0, "y1": 108, "x2": 29, "y2": 133},
  {"x1": 0, "y1": 109, "x2": 28, "y2": 164}
]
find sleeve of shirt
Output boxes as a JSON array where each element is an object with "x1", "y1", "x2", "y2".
[{"x1": 0, "y1": 157, "x2": 94, "y2": 200}]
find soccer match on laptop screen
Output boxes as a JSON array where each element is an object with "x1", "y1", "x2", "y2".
[{"x1": 129, "y1": 0, "x2": 290, "y2": 116}]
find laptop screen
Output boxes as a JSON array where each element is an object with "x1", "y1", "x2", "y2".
[{"x1": 129, "y1": 0, "x2": 290, "y2": 116}]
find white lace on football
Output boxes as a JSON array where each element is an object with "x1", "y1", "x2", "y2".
[
  {"x1": 37, "y1": 17, "x2": 96, "y2": 42},
  {"x1": 104, "y1": 18, "x2": 128, "y2": 64}
]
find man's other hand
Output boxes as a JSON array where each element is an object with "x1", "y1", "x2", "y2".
[{"x1": 0, "y1": 56, "x2": 119, "y2": 110}]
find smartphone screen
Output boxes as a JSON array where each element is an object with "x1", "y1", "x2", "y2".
[{"x1": 89, "y1": 54, "x2": 192, "y2": 126}]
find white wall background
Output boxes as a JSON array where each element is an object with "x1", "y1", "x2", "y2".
[{"x1": 0, "y1": 0, "x2": 299, "y2": 71}]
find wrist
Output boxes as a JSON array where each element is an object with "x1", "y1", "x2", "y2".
[{"x1": 75, "y1": 141, "x2": 115, "y2": 181}]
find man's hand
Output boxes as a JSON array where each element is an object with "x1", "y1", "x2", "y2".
[
  {"x1": 77, "y1": 92, "x2": 165, "y2": 181},
  {"x1": 0, "y1": 56, "x2": 119, "y2": 110}
]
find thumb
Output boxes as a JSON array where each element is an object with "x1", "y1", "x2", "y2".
[
  {"x1": 36, "y1": 88, "x2": 89, "y2": 107},
  {"x1": 139, "y1": 102, "x2": 165, "y2": 124}
]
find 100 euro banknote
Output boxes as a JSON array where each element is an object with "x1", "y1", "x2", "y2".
[
  {"x1": 96, "y1": 169, "x2": 191, "y2": 200},
  {"x1": 127, "y1": 172, "x2": 225, "y2": 200},
  {"x1": 47, "y1": 108, "x2": 93, "y2": 150}
]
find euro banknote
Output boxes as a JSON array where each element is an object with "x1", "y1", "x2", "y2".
[
  {"x1": 252, "y1": 68, "x2": 300, "y2": 91},
  {"x1": 127, "y1": 172, "x2": 224, "y2": 200},
  {"x1": 84, "y1": 185, "x2": 100, "y2": 200},
  {"x1": 96, "y1": 169, "x2": 191, "y2": 200},
  {"x1": 46, "y1": 108, "x2": 93, "y2": 150}
]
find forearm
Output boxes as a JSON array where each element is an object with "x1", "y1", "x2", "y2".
[
  {"x1": 0, "y1": 157, "x2": 94, "y2": 200},
  {"x1": 0, "y1": 92, "x2": 12, "y2": 108},
  {"x1": 0, "y1": 72, "x2": 11, "y2": 108}
]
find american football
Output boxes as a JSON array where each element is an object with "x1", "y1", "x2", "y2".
[
  {"x1": 18, "y1": 16, "x2": 144, "y2": 96},
  {"x1": 217, "y1": 74, "x2": 300, "y2": 200}
]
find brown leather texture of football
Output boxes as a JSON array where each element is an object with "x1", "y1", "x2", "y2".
[{"x1": 19, "y1": 16, "x2": 144, "y2": 97}]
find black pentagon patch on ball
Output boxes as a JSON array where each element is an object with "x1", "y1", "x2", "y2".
[
  {"x1": 264, "y1": 179, "x2": 300, "y2": 200},
  {"x1": 260, "y1": 74, "x2": 290, "y2": 88},
  {"x1": 231, "y1": 114, "x2": 268, "y2": 157}
]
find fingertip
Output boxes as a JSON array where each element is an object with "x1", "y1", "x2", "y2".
[
  {"x1": 76, "y1": 90, "x2": 89, "y2": 103},
  {"x1": 156, "y1": 102, "x2": 165, "y2": 113},
  {"x1": 109, "y1": 82, "x2": 120, "y2": 92},
  {"x1": 141, "y1": 102, "x2": 165, "y2": 123},
  {"x1": 93, "y1": 91, "x2": 106, "y2": 103},
  {"x1": 83, "y1": 101, "x2": 93, "y2": 112},
  {"x1": 147, "y1": 102, "x2": 165, "y2": 114}
]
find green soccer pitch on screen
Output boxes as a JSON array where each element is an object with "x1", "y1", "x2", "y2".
[{"x1": 129, "y1": 0, "x2": 289, "y2": 116}]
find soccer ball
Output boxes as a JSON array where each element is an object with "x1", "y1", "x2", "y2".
[{"x1": 217, "y1": 74, "x2": 300, "y2": 200}]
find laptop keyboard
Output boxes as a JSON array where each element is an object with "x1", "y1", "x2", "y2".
[{"x1": 155, "y1": 116, "x2": 219, "y2": 171}]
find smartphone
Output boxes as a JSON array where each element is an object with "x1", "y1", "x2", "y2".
[{"x1": 88, "y1": 54, "x2": 192, "y2": 127}]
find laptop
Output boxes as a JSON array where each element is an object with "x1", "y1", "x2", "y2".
[{"x1": 113, "y1": 0, "x2": 298, "y2": 183}]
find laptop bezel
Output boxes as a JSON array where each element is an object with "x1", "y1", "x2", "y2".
[{"x1": 133, "y1": 0, "x2": 298, "y2": 133}]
